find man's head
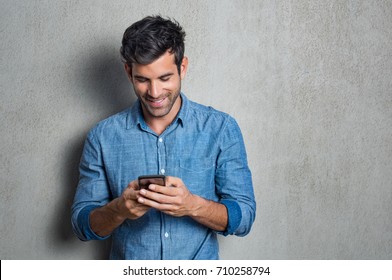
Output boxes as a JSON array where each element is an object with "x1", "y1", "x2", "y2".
[
  {"x1": 121, "y1": 16, "x2": 188, "y2": 126},
  {"x1": 120, "y1": 15, "x2": 186, "y2": 75}
]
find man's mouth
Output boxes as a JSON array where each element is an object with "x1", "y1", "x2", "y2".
[{"x1": 146, "y1": 97, "x2": 166, "y2": 107}]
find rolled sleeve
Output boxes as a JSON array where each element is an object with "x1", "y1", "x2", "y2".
[
  {"x1": 71, "y1": 128, "x2": 112, "y2": 241},
  {"x1": 216, "y1": 117, "x2": 256, "y2": 236},
  {"x1": 220, "y1": 199, "x2": 242, "y2": 235},
  {"x1": 73, "y1": 205, "x2": 109, "y2": 241}
]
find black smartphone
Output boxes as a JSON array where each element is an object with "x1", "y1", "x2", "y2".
[{"x1": 138, "y1": 175, "x2": 166, "y2": 190}]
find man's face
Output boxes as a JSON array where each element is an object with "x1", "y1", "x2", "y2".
[{"x1": 126, "y1": 51, "x2": 188, "y2": 122}]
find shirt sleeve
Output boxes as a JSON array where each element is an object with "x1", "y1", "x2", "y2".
[
  {"x1": 71, "y1": 128, "x2": 112, "y2": 241},
  {"x1": 215, "y1": 116, "x2": 256, "y2": 236}
]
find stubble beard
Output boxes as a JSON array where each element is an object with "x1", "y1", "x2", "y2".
[{"x1": 140, "y1": 88, "x2": 181, "y2": 119}]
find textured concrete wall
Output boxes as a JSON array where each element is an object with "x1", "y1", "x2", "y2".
[{"x1": 1, "y1": 0, "x2": 391, "y2": 259}]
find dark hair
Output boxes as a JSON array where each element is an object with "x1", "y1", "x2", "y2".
[{"x1": 120, "y1": 15, "x2": 186, "y2": 74}]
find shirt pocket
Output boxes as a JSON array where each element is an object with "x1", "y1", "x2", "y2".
[
  {"x1": 179, "y1": 156, "x2": 215, "y2": 173},
  {"x1": 179, "y1": 157, "x2": 216, "y2": 199}
]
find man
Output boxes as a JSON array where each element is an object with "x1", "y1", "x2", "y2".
[{"x1": 71, "y1": 15, "x2": 256, "y2": 260}]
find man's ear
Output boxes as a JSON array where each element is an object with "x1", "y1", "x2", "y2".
[
  {"x1": 124, "y1": 64, "x2": 133, "y2": 83},
  {"x1": 180, "y1": 56, "x2": 188, "y2": 80}
]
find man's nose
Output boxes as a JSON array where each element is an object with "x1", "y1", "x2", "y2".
[{"x1": 148, "y1": 81, "x2": 160, "y2": 97}]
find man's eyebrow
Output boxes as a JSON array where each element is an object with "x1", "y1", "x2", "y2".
[
  {"x1": 133, "y1": 72, "x2": 174, "y2": 80},
  {"x1": 133, "y1": 74, "x2": 148, "y2": 80},
  {"x1": 158, "y1": 72, "x2": 174, "y2": 79}
]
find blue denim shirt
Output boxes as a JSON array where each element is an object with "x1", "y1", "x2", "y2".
[{"x1": 71, "y1": 93, "x2": 256, "y2": 259}]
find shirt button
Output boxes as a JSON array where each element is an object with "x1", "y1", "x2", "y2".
[
  {"x1": 164, "y1": 232, "x2": 169, "y2": 238},
  {"x1": 160, "y1": 169, "x2": 165, "y2": 175},
  {"x1": 159, "y1": 138, "x2": 163, "y2": 143}
]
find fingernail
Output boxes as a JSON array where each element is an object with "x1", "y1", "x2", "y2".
[{"x1": 140, "y1": 189, "x2": 147, "y2": 195}]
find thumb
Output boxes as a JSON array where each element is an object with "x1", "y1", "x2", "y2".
[
  {"x1": 127, "y1": 180, "x2": 140, "y2": 190},
  {"x1": 165, "y1": 176, "x2": 184, "y2": 188}
]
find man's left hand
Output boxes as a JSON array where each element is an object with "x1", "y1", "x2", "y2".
[{"x1": 137, "y1": 176, "x2": 200, "y2": 217}]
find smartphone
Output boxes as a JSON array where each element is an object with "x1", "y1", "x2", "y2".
[{"x1": 138, "y1": 175, "x2": 166, "y2": 190}]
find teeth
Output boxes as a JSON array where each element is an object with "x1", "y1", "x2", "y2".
[{"x1": 149, "y1": 98, "x2": 165, "y2": 103}]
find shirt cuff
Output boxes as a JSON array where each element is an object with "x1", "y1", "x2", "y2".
[
  {"x1": 220, "y1": 199, "x2": 242, "y2": 236},
  {"x1": 77, "y1": 205, "x2": 111, "y2": 241}
]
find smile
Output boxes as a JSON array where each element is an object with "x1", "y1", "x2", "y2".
[{"x1": 147, "y1": 97, "x2": 166, "y2": 107}]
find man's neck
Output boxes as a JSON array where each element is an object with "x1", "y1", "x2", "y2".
[{"x1": 146, "y1": 119, "x2": 171, "y2": 135}]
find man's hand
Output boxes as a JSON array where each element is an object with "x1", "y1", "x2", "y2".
[
  {"x1": 116, "y1": 180, "x2": 151, "y2": 220},
  {"x1": 137, "y1": 176, "x2": 199, "y2": 217},
  {"x1": 89, "y1": 179, "x2": 150, "y2": 237},
  {"x1": 90, "y1": 176, "x2": 228, "y2": 236},
  {"x1": 137, "y1": 176, "x2": 228, "y2": 232}
]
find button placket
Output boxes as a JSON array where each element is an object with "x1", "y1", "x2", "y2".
[{"x1": 157, "y1": 137, "x2": 166, "y2": 176}]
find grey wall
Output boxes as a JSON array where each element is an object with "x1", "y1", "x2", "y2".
[{"x1": 1, "y1": 0, "x2": 391, "y2": 259}]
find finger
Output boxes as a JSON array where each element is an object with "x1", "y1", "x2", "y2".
[
  {"x1": 139, "y1": 188, "x2": 174, "y2": 204},
  {"x1": 137, "y1": 195, "x2": 173, "y2": 211},
  {"x1": 148, "y1": 184, "x2": 176, "y2": 196}
]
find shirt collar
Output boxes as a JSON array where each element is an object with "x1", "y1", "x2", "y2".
[
  {"x1": 176, "y1": 92, "x2": 188, "y2": 126},
  {"x1": 126, "y1": 92, "x2": 188, "y2": 130}
]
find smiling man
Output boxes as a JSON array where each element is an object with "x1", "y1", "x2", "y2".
[
  {"x1": 71, "y1": 15, "x2": 256, "y2": 260},
  {"x1": 127, "y1": 50, "x2": 185, "y2": 134}
]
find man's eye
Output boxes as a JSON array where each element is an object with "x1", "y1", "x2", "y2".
[
  {"x1": 160, "y1": 77, "x2": 170, "y2": 82},
  {"x1": 136, "y1": 78, "x2": 147, "y2": 83}
]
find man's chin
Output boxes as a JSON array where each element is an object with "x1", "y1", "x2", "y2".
[{"x1": 146, "y1": 107, "x2": 171, "y2": 118}]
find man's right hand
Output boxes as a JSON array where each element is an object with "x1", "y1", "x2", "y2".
[
  {"x1": 89, "y1": 179, "x2": 150, "y2": 237},
  {"x1": 116, "y1": 180, "x2": 151, "y2": 220}
]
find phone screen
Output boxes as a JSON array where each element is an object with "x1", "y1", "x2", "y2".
[{"x1": 138, "y1": 175, "x2": 166, "y2": 190}]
